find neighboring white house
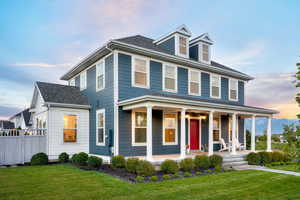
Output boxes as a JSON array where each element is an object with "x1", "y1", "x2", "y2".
[
  {"x1": 30, "y1": 82, "x2": 90, "y2": 159},
  {"x1": 0, "y1": 120, "x2": 14, "y2": 130},
  {"x1": 9, "y1": 108, "x2": 32, "y2": 129}
]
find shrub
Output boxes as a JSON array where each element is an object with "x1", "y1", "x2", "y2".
[
  {"x1": 196, "y1": 171, "x2": 202, "y2": 176},
  {"x1": 272, "y1": 151, "x2": 284, "y2": 162},
  {"x1": 259, "y1": 152, "x2": 272, "y2": 165},
  {"x1": 283, "y1": 152, "x2": 291, "y2": 162},
  {"x1": 136, "y1": 176, "x2": 145, "y2": 183},
  {"x1": 71, "y1": 154, "x2": 78, "y2": 164},
  {"x1": 179, "y1": 158, "x2": 194, "y2": 172},
  {"x1": 150, "y1": 176, "x2": 158, "y2": 182},
  {"x1": 183, "y1": 172, "x2": 192, "y2": 177},
  {"x1": 31, "y1": 152, "x2": 48, "y2": 165},
  {"x1": 87, "y1": 156, "x2": 102, "y2": 168},
  {"x1": 246, "y1": 152, "x2": 260, "y2": 165},
  {"x1": 58, "y1": 152, "x2": 69, "y2": 163},
  {"x1": 194, "y1": 155, "x2": 210, "y2": 170},
  {"x1": 75, "y1": 152, "x2": 88, "y2": 166},
  {"x1": 162, "y1": 174, "x2": 171, "y2": 180},
  {"x1": 111, "y1": 155, "x2": 126, "y2": 168},
  {"x1": 125, "y1": 158, "x2": 139, "y2": 173},
  {"x1": 209, "y1": 155, "x2": 223, "y2": 168},
  {"x1": 160, "y1": 160, "x2": 179, "y2": 174},
  {"x1": 174, "y1": 172, "x2": 181, "y2": 178},
  {"x1": 207, "y1": 169, "x2": 212, "y2": 173},
  {"x1": 136, "y1": 160, "x2": 155, "y2": 176},
  {"x1": 214, "y1": 165, "x2": 222, "y2": 172}
]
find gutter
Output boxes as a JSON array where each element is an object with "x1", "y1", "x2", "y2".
[{"x1": 44, "y1": 102, "x2": 91, "y2": 109}]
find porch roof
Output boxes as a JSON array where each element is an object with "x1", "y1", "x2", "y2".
[{"x1": 119, "y1": 94, "x2": 278, "y2": 116}]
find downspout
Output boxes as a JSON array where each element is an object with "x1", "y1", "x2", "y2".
[{"x1": 46, "y1": 104, "x2": 50, "y2": 159}]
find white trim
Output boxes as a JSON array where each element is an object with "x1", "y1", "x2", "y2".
[
  {"x1": 176, "y1": 34, "x2": 189, "y2": 58},
  {"x1": 96, "y1": 59, "x2": 105, "y2": 92},
  {"x1": 212, "y1": 115, "x2": 221, "y2": 144},
  {"x1": 190, "y1": 33, "x2": 214, "y2": 46},
  {"x1": 132, "y1": 110, "x2": 147, "y2": 146},
  {"x1": 198, "y1": 42, "x2": 211, "y2": 64},
  {"x1": 162, "y1": 111, "x2": 178, "y2": 145},
  {"x1": 96, "y1": 109, "x2": 105, "y2": 146},
  {"x1": 80, "y1": 70, "x2": 87, "y2": 91},
  {"x1": 69, "y1": 78, "x2": 75, "y2": 86},
  {"x1": 153, "y1": 24, "x2": 191, "y2": 44},
  {"x1": 162, "y1": 63, "x2": 178, "y2": 93},
  {"x1": 188, "y1": 69, "x2": 201, "y2": 96},
  {"x1": 113, "y1": 51, "x2": 119, "y2": 155},
  {"x1": 131, "y1": 55, "x2": 150, "y2": 89},
  {"x1": 210, "y1": 73, "x2": 221, "y2": 99},
  {"x1": 229, "y1": 78, "x2": 238, "y2": 101}
]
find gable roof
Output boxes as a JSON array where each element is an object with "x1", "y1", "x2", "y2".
[
  {"x1": 153, "y1": 24, "x2": 192, "y2": 44},
  {"x1": 0, "y1": 120, "x2": 14, "y2": 129},
  {"x1": 9, "y1": 108, "x2": 32, "y2": 127},
  {"x1": 190, "y1": 33, "x2": 213, "y2": 45},
  {"x1": 35, "y1": 82, "x2": 89, "y2": 107}
]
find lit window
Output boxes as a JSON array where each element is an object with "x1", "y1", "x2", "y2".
[
  {"x1": 211, "y1": 74, "x2": 220, "y2": 98},
  {"x1": 133, "y1": 112, "x2": 147, "y2": 145},
  {"x1": 64, "y1": 115, "x2": 77, "y2": 143},
  {"x1": 179, "y1": 36, "x2": 187, "y2": 56},
  {"x1": 132, "y1": 57, "x2": 149, "y2": 88},
  {"x1": 229, "y1": 79, "x2": 238, "y2": 101},
  {"x1": 189, "y1": 70, "x2": 201, "y2": 95},
  {"x1": 80, "y1": 71, "x2": 87, "y2": 90},
  {"x1": 202, "y1": 44, "x2": 209, "y2": 62},
  {"x1": 213, "y1": 117, "x2": 220, "y2": 142},
  {"x1": 69, "y1": 78, "x2": 75, "y2": 86},
  {"x1": 163, "y1": 64, "x2": 177, "y2": 92},
  {"x1": 96, "y1": 61, "x2": 105, "y2": 91},
  {"x1": 96, "y1": 109, "x2": 105, "y2": 145},
  {"x1": 163, "y1": 112, "x2": 177, "y2": 145}
]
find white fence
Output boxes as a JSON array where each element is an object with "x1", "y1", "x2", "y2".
[{"x1": 0, "y1": 129, "x2": 47, "y2": 165}]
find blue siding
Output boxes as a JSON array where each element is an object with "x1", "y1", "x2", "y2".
[
  {"x1": 201, "y1": 115, "x2": 209, "y2": 150},
  {"x1": 221, "y1": 77, "x2": 229, "y2": 101},
  {"x1": 189, "y1": 45, "x2": 198, "y2": 61},
  {"x1": 221, "y1": 115, "x2": 229, "y2": 143},
  {"x1": 157, "y1": 37, "x2": 175, "y2": 55},
  {"x1": 238, "y1": 81, "x2": 245, "y2": 104},
  {"x1": 75, "y1": 75, "x2": 80, "y2": 88},
  {"x1": 201, "y1": 72, "x2": 210, "y2": 98}
]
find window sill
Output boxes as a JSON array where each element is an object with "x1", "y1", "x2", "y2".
[
  {"x1": 132, "y1": 84, "x2": 150, "y2": 89},
  {"x1": 163, "y1": 88, "x2": 177, "y2": 93},
  {"x1": 96, "y1": 143, "x2": 105, "y2": 146},
  {"x1": 96, "y1": 88, "x2": 105, "y2": 92},
  {"x1": 163, "y1": 142, "x2": 178, "y2": 146},
  {"x1": 132, "y1": 143, "x2": 147, "y2": 147},
  {"x1": 189, "y1": 92, "x2": 201, "y2": 96}
]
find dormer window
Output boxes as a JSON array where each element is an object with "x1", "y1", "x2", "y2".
[
  {"x1": 179, "y1": 36, "x2": 188, "y2": 56},
  {"x1": 202, "y1": 44, "x2": 209, "y2": 62}
]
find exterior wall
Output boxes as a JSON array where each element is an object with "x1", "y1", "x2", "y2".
[
  {"x1": 47, "y1": 107, "x2": 89, "y2": 159},
  {"x1": 32, "y1": 91, "x2": 47, "y2": 129},
  {"x1": 157, "y1": 36, "x2": 175, "y2": 55}
]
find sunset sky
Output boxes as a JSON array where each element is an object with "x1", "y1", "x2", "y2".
[{"x1": 0, "y1": 0, "x2": 299, "y2": 119}]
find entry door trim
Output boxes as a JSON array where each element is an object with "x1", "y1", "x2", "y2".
[{"x1": 188, "y1": 117, "x2": 201, "y2": 151}]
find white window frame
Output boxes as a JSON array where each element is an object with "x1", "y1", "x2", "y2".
[
  {"x1": 199, "y1": 42, "x2": 211, "y2": 64},
  {"x1": 175, "y1": 34, "x2": 189, "y2": 58},
  {"x1": 80, "y1": 71, "x2": 87, "y2": 90},
  {"x1": 229, "y1": 78, "x2": 239, "y2": 101},
  {"x1": 96, "y1": 109, "x2": 105, "y2": 146},
  {"x1": 96, "y1": 60, "x2": 105, "y2": 91},
  {"x1": 132, "y1": 110, "x2": 147, "y2": 146},
  {"x1": 131, "y1": 56, "x2": 150, "y2": 89},
  {"x1": 69, "y1": 78, "x2": 75, "y2": 86},
  {"x1": 63, "y1": 114, "x2": 78, "y2": 143},
  {"x1": 188, "y1": 69, "x2": 201, "y2": 96},
  {"x1": 162, "y1": 63, "x2": 178, "y2": 93},
  {"x1": 210, "y1": 74, "x2": 221, "y2": 99},
  {"x1": 162, "y1": 111, "x2": 178, "y2": 145}
]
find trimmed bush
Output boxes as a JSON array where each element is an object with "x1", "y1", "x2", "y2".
[
  {"x1": 58, "y1": 152, "x2": 69, "y2": 163},
  {"x1": 150, "y1": 176, "x2": 158, "y2": 182},
  {"x1": 31, "y1": 152, "x2": 48, "y2": 165},
  {"x1": 259, "y1": 152, "x2": 272, "y2": 165},
  {"x1": 209, "y1": 155, "x2": 223, "y2": 168},
  {"x1": 283, "y1": 152, "x2": 291, "y2": 162},
  {"x1": 111, "y1": 155, "x2": 126, "y2": 169},
  {"x1": 179, "y1": 158, "x2": 194, "y2": 172},
  {"x1": 87, "y1": 156, "x2": 102, "y2": 168},
  {"x1": 135, "y1": 176, "x2": 145, "y2": 183},
  {"x1": 162, "y1": 174, "x2": 171, "y2": 180},
  {"x1": 246, "y1": 152, "x2": 260, "y2": 165},
  {"x1": 207, "y1": 169, "x2": 212, "y2": 173},
  {"x1": 183, "y1": 172, "x2": 192, "y2": 177},
  {"x1": 272, "y1": 151, "x2": 284, "y2": 162},
  {"x1": 196, "y1": 171, "x2": 202, "y2": 175},
  {"x1": 194, "y1": 155, "x2": 210, "y2": 170},
  {"x1": 160, "y1": 160, "x2": 179, "y2": 174},
  {"x1": 174, "y1": 172, "x2": 181, "y2": 178},
  {"x1": 125, "y1": 158, "x2": 139, "y2": 173},
  {"x1": 214, "y1": 165, "x2": 222, "y2": 172},
  {"x1": 71, "y1": 154, "x2": 78, "y2": 164},
  {"x1": 75, "y1": 152, "x2": 88, "y2": 166},
  {"x1": 136, "y1": 160, "x2": 155, "y2": 176}
]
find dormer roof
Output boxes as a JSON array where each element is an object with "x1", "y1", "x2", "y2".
[
  {"x1": 153, "y1": 24, "x2": 192, "y2": 44},
  {"x1": 190, "y1": 33, "x2": 214, "y2": 46}
]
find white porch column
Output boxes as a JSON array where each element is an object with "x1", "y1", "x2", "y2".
[
  {"x1": 231, "y1": 113, "x2": 237, "y2": 155},
  {"x1": 146, "y1": 104, "x2": 153, "y2": 161},
  {"x1": 180, "y1": 108, "x2": 186, "y2": 158},
  {"x1": 208, "y1": 111, "x2": 214, "y2": 156},
  {"x1": 267, "y1": 115, "x2": 272, "y2": 152},
  {"x1": 251, "y1": 115, "x2": 256, "y2": 152}
]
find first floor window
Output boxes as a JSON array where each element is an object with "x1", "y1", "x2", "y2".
[
  {"x1": 96, "y1": 109, "x2": 105, "y2": 145},
  {"x1": 163, "y1": 64, "x2": 177, "y2": 92},
  {"x1": 229, "y1": 79, "x2": 238, "y2": 101},
  {"x1": 133, "y1": 111, "x2": 147, "y2": 145},
  {"x1": 211, "y1": 74, "x2": 220, "y2": 98},
  {"x1": 213, "y1": 117, "x2": 220, "y2": 142},
  {"x1": 163, "y1": 112, "x2": 177, "y2": 145},
  {"x1": 64, "y1": 115, "x2": 77, "y2": 143},
  {"x1": 133, "y1": 57, "x2": 149, "y2": 88}
]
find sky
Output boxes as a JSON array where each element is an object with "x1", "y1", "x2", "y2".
[{"x1": 0, "y1": 0, "x2": 299, "y2": 120}]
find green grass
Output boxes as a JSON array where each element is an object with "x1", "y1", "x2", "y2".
[
  {"x1": 267, "y1": 164, "x2": 300, "y2": 173},
  {"x1": 255, "y1": 141, "x2": 288, "y2": 151},
  {"x1": 1, "y1": 164, "x2": 300, "y2": 200}
]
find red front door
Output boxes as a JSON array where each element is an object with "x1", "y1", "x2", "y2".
[{"x1": 190, "y1": 119, "x2": 200, "y2": 150}]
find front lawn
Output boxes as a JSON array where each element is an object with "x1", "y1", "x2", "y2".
[
  {"x1": 267, "y1": 164, "x2": 300, "y2": 173},
  {"x1": 1, "y1": 164, "x2": 300, "y2": 200}
]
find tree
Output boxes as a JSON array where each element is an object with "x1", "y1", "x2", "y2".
[
  {"x1": 296, "y1": 62, "x2": 300, "y2": 120},
  {"x1": 246, "y1": 129, "x2": 251, "y2": 149}
]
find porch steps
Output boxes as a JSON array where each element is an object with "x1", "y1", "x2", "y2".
[{"x1": 221, "y1": 154, "x2": 248, "y2": 169}]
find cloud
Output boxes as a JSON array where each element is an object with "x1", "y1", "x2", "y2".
[
  {"x1": 12, "y1": 63, "x2": 71, "y2": 68},
  {"x1": 0, "y1": 105, "x2": 22, "y2": 120}
]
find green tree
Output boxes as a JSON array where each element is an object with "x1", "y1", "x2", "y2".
[{"x1": 246, "y1": 129, "x2": 251, "y2": 149}]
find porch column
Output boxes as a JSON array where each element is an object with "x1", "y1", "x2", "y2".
[
  {"x1": 208, "y1": 111, "x2": 214, "y2": 156},
  {"x1": 146, "y1": 104, "x2": 153, "y2": 161},
  {"x1": 231, "y1": 113, "x2": 237, "y2": 155},
  {"x1": 180, "y1": 108, "x2": 186, "y2": 158},
  {"x1": 251, "y1": 115, "x2": 256, "y2": 152},
  {"x1": 267, "y1": 115, "x2": 272, "y2": 152}
]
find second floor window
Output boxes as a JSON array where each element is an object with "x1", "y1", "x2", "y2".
[
  {"x1": 229, "y1": 79, "x2": 238, "y2": 101},
  {"x1": 80, "y1": 71, "x2": 87, "y2": 90},
  {"x1": 189, "y1": 70, "x2": 201, "y2": 95},
  {"x1": 132, "y1": 57, "x2": 149, "y2": 88},
  {"x1": 69, "y1": 78, "x2": 75, "y2": 86},
  {"x1": 163, "y1": 64, "x2": 177, "y2": 92},
  {"x1": 179, "y1": 36, "x2": 188, "y2": 56},
  {"x1": 211, "y1": 74, "x2": 220, "y2": 98},
  {"x1": 96, "y1": 61, "x2": 105, "y2": 91}
]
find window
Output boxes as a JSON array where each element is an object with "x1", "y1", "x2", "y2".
[
  {"x1": 96, "y1": 109, "x2": 105, "y2": 145},
  {"x1": 132, "y1": 57, "x2": 149, "y2": 88},
  {"x1": 189, "y1": 70, "x2": 201, "y2": 95},
  {"x1": 163, "y1": 64, "x2": 177, "y2": 92},
  {"x1": 179, "y1": 36, "x2": 188, "y2": 56},
  {"x1": 63, "y1": 115, "x2": 77, "y2": 143},
  {"x1": 80, "y1": 71, "x2": 87, "y2": 90},
  {"x1": 202, "y1": 44, "x2": 210, "y2": 62},
  {"x1": 132, "y1": 111, "x2": 147, "y2": 146},
  {"x1": 163, "y1": 112, "x2": 178, "y2": 145},
  {"x1": 96, "y1": 61, "x2": 105, "y2": 91},
  {"x1": 229, "y1": 79, "x2": 238, "y2": 101},
  {"x1": 211, "y1": 74, "x2": 220, "y2": 98},
  {"x1": 213, "y1": 117, "x2": 220, "y2": 142},
  {"x1": 69, "y1": 78, "x2": 75, "y2": 86}
]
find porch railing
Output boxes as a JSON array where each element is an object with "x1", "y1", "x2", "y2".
[{"x1": 0, "y1": 129, "x2": 47, "y2": 137}]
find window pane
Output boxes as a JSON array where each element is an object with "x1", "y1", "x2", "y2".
[
  {"x1": 190, "y1": 82, "x2": 199, "y2": 94},
  {"x1": 97, "y1": 75, "x2": 104, "y2": 89},
  {"x1": 211, "y1": 75, "x2": 219, "y2": 87},
  {"x1": 165, "y1": 129, "x2": 175, "y2": 142},
  {"x1": 212, "y1": 86, "x2": 219, "y2": 97},
  {"x1": 135, "y1": 72, "x2": 147, "y2": 86},
  {"x1": 213, "y1": 130, "x2": 219, "y2": 141},
  {"x1": 135, "y1": 112, "x2": 147, "y2": 127},
  {"x1": 98, "y1": 62, "x2": 104, "y2": 75},
  {"x1": 134, "y1": 58, "x2": 147, "y2": 72},
  {"x1": 213, "y1": 118, "x2": 220, "y2": 130},
  {"x1": 203, "y1": 44, "x2": 209, "y2": 61},
  {"x1": 98, "y1": 128, "x2": 104, "y2": 143},
  {"x1": 98, "y1": 113, "x2": 104, "y2": 128},
  {"x1": 190, "y1": 71, "x2": 199, "y2": 82},
  {"x1": 64, "y1": 115, "x2": 77, "y2": 129},
  {"x1": 165, "y1": 65, "x2": 175, "y2": 78},
  {"x1": 165, "y1": 77, "x2": 175, "y2": 90},
  {"x1": 179, "y1": 36, "x2": 187, "y2": 55},
  {"x1": 135, "y1": 128, "x2": 146, "y2": 143},
  {"x1": 230, "y1": 89, "x2": 237, "y2": 100},
  {"x1": 64, "y1": 129, "x2": 77, "y2": 142}
]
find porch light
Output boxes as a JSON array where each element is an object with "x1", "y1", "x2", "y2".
[
  {"x1": 185, "y1": 114, "x2": 190, "y2": 118},
  {"x1": 200, "y1": 116, "x2": 207, "y2": 120}
]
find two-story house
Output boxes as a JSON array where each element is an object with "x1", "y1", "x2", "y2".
[{"x1": 30, "y1": 25, "x2": 277, "y2": 161}]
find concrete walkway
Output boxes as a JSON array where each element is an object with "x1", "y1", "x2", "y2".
[{"x1": 233, "y1": 165, "x2": 300, "y2": 177}]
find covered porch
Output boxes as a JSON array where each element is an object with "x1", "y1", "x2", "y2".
[{"x1": 119, "y1": 95, "x2": 277, "y2": 161}]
